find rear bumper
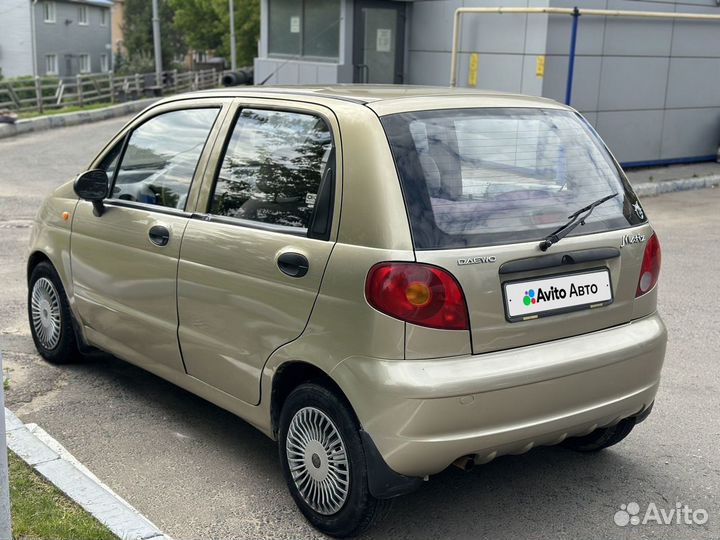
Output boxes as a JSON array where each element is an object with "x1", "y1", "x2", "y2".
[{"x1": 331, "y1": 312, "x2": 667, "y2": 478}]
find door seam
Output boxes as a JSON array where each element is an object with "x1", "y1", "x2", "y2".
[{"x1": 175, "y1": 218, "x2": 192, "y2": 374}]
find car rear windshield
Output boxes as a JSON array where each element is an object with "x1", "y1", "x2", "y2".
[{"x1": 381, "y1": 108, "x2": 642, "y2": 250}]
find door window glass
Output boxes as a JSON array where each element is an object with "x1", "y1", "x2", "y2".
[
  {"x1": 210, "y1": 109, "x2": 333, "y2": 231},
  {"x1": 111, "y1": 108, "x2": 219, "y2": 210}
]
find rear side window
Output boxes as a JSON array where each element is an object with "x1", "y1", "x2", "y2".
[
  {"x1": 210, "y1": 108, "x2": 333, "y2": 233},
  {"x1": 110, "y1": 108, "x2": 219, "y2": 210},
  {"x1": 381, "y1": 108, "x2": 642, "y2": 250}
]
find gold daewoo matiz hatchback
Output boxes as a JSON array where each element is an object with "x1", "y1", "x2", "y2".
[{"x1": 28, "y1": 86, "x2": 667, "y2": 537}]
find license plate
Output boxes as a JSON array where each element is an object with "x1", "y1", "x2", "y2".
[{"x1": 503, "y1": 269, "x2": 613, "y2": 322}]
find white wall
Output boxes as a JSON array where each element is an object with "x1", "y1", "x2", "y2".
[{"x1": 0, "y1": 0, "x2": 34, "y2": 78}]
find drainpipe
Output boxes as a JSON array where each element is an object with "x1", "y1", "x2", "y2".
[
  {"x1": 30, "y1": 0, "x2": 39, "y2": 77},
  {"x1": 564, "y1": 7, "x2": 580, "y2": 105},
  {"x1": 449, "y1": 6, "x2": 720, "y2": 94}
]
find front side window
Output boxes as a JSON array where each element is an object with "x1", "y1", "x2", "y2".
[
  {"x1": 210, "y1": 109, "x2": 333, "y2": 232},
  {"x1": 268, "y1": 0, "x2": 340, "y2": 60},
  {"x1": 110, "y1": 108, "x2": 220, "y2": 210},
  {"x1": 78, "y1": 5, "x2": 88, "y2": 25},
  {"x1": 43, "y1": 1, "x2": 55, "y2": 23},
  {"x1": 381, "y1": 108, "x2": 642, "y2": 250}
]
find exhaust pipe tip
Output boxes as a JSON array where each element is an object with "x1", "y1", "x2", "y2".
[{"x1": 452, "y1": 455, "x2": 476, "y2": 472}]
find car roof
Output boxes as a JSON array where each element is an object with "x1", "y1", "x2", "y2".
[{"x1": 166, "y1": 84, "x2": 570, "y2": 116}]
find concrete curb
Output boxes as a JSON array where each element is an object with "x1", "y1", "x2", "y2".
[
  {"x1": 631, "y1": 174, "x2": 720, "y2": 198},
  {"x1": 0, "y1": 99, "x2": 158, "y2": 140},
  {"x1": 5, "y1": 408, "x2": 171, "y2": 540}
]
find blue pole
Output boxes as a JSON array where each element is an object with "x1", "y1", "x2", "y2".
[{"x1": 564, "y1": 7, "x2": 580, "y2": 105}]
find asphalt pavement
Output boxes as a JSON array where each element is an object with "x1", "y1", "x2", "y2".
[{"x1": 0, "y1": 118, "x2": 719, "y2": 540}]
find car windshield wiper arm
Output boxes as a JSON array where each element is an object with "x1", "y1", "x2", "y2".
[{"x1": 539, "y1": 192, "x2": 618, "y2": 252}]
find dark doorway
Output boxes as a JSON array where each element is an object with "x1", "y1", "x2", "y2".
[
  {"x1": 64, "y1": 55, "x2": 75, "y2": 77},
  {"x1": 353, "y1": 0, "x2": 405, "y2": 84}
]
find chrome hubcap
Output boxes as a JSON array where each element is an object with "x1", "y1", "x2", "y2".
[
  {"x1": 31, "y1": 277, "x2": 61, "y2": 349},
  {"x1": 286, "y1": 406, "x2": 350, "y2": 515}
]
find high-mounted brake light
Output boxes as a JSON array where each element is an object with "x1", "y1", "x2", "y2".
[
  {"x1": 636, "y1": 233, "x2": 661, "y2": 297},
  {"x1": 365, "y1": 262, "x2": 469, "y2": 330}
]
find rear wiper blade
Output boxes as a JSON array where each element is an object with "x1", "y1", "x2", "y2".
[{"x1": 539, "y1": 192, "x2": 618, "y2": 252}]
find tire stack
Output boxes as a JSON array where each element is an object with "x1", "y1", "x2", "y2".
[{"x1": 222, "y1": 68, "x2": 254, "y2": 87}]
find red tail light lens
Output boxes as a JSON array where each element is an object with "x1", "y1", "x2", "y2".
[
  {"x1": 636, "y1": 233, "x2": 661, "y2": 297},
  {"x1": 365, "y1": 262, "x2": 469, "y2": 330}
]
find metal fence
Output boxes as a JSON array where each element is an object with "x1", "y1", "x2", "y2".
[{"x1": 0, "y1": 68, "x2": 220, "y2": 114}]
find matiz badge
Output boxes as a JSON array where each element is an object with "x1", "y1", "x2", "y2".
[{"x1": 621, "y1": 233, "x2": 645, "y2": 248}]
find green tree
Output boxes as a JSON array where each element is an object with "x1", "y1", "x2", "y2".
[
  {"x1": 171, "y1": 0, "x2": 260, "y2": 67},
  {"x1": 123, "y1": 0, "x2": 187, "y2": 70}
]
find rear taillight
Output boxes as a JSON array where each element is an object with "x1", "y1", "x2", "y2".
[
  {"x1": 365, "y1": 262, "x2": 469, "y2": 330},
  {"x1": 636, "y1": 233, "x2": 661, "y2": 297}
]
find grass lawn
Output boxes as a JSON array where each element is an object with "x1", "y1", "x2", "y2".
[
  {"x1": 8, "y1": 451, "x2": 116, "y2": 540},
  {"x1": 17, "y1": 102, "x2": 112, "y2": 119}
]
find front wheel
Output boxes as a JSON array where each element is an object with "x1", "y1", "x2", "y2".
[
  {"x1": 28, "y1": 262, "x2": 79, "y2": 364},
  {"x1": 278, "y1": 383, "x2": 391, "y2": 538}
]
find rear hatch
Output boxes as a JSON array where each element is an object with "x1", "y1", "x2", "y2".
[{"x1": 381, "y1": 106, "x2": 651, "y2": 354}]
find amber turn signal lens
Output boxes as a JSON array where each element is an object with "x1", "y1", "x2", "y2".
[
  {"x1": 62, "y1": 212, "x2": 70, "y2": 221},
  {"x1": 405, "y1": 282, "x2": 431, "y2": 306}
]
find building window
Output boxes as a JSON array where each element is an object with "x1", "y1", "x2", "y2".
[
  {"x1": 43, "y1": 1, "x2": 56, "y2": 23},
  {"x1": 79, "y1": 54, "x2": 91, "y2": 73},
  {"x1": 100, "y1": 54, "x2": 109, "y2": 72},
  {"x1": 100, "y1": 8, "x2": 108, "y2": 26},
  {"x1": 45, "y1": 54, "x2": 58, "y2": 75},
  {"x1": 268, "y1": 0, "x2": 340, "y2": 60},
  {"x1": 78, "y1": 5, "x2": 88, "y2": 25}
]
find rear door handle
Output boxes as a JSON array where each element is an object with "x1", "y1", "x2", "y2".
[
  {"x1": 277, "y1": 252, "x2": 309, "y2": 278},
  {"x1": 148, "y1": 225, "x2": 170, "y2": 247}
]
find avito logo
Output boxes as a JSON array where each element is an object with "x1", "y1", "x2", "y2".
[
  {"x1": 523, "y1": 283, "x2": 599, "y2": 307},
  {"x1": 523, "y1": 289, "x2": 536, "y2": 306}
]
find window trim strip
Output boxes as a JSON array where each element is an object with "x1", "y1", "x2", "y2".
[
  {"x1": 104, "y1": 199, "x2": 193, "y2": 218},
  {"x1": 190, "y1": 213, "x2": 309, "y2": 237}
]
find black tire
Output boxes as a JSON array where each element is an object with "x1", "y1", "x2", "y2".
[
  {"x1": 561, "y1": 417, "x2": 637, "y2": 452},
  {"x1": 28, "y1": 261, "x2": 79, "y2": 364},
  {"x1": 278, "y1": 383, "x2": 392, "y2": 538}
]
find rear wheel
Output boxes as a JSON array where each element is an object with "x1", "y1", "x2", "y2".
[
  {"x1": 278, "y1": 383, "x2": 391, "y2": 537},
  {"x1": 28, "y1": 262, "x2": 79, "y2": 364},
  {"x1": 562, "y1": 417, "x2": 636, "y2": 452}
]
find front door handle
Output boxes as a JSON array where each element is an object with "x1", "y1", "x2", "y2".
[
  {"x1": 148, "y1": 225, "x2": 170, "y2": 246},
  {"x1": 277, "y1": 252, "x2": 309, "y2": 278}
]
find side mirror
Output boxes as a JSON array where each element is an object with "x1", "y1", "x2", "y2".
[{"x1": 74, "y1": 169, "x2": 109, "y2": 216}]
